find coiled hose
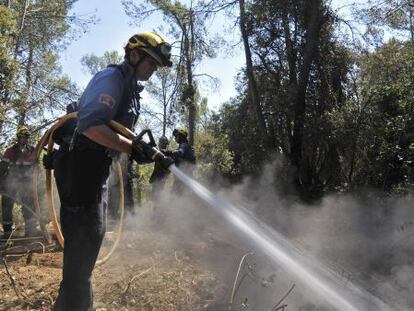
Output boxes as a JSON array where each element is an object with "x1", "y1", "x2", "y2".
[{"x1": 32, "y1": 112, "x2": 126, "y2": 265}]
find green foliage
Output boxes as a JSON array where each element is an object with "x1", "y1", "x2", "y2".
[
  {"x1": 207, "y1": 98, "x2": 267, "y2": 177},
  {"x1": 194, "y1": 127, "x2": 234, "y2": 178},
  {"x1": 0, "y1": 6, "x2": 18, "y2": 116},
  {"x1": 133, "y1": 162, "x2": 155, "y2": 206},
  {"x1": 122, "y1": 0, "x2": 224, "y2": 144},
  {"x1": 1, "y1": 0, "x2": 403, "y2": 201},
  {"x1": 0, "y1": 0, "x2": 89, "y2": 145},
  {"x1": 81, "y1": 50, "x2": 123, "y2": 76},
  {"x1": 345, "y1": 39, "x2": 414, "y2": 193},
  {"x1": 355, "y1": 0, "x2": 414, "y2": 43},
  {"x1": 224, "y1": 0, "x2": 353, "y2": 198}
]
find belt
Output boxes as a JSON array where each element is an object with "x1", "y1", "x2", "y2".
[
  {"x1": 59, "y1": 135, "x2": 106, "y2": 153},
  {"x1": 75, "y1": 135, "x2": 106, "y2": 152}
]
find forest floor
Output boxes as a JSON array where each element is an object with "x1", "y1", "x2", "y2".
[
  {"x1": 0, "y1": 226, "x2": 240, "y2": 311},
  {"x1": 1, "y1": 198, "x2": 413, "y2": 311}
]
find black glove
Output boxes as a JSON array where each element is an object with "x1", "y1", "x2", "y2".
[
  {"x1": 162, "y1": 150, "x2": 178, "y2": 164},
  {"x1": 42, "y1": 151, "x2": 55, "y2": 170},
  {"x1": 159, "y1": 155, "x2": 175, "y2": 169},
  {"x1": 131, "y1": 138, "x2": 175, "y2": 169},
  {"x1": 170, "y1": 150, "x2": 182, "y2": 164}
]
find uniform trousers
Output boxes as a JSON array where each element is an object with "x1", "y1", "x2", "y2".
[{"x1": 53, "y1": 147, "x2": 111, "y2": 311}]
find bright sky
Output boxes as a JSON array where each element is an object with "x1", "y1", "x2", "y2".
[{"x1": 60, "y1": 0, "x2": 245, "y2": 112}]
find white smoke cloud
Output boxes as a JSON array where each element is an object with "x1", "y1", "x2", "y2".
[{"x1": 105, "y1": 159, "x2": 413, "y2": 310}]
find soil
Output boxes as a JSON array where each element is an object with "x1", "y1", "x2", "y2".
[
  {"x1": 0, "y1": 228, "x2": 233, "y2": 311},
  {"x1": 3, "y1": 201, "x2": 410, "y2": 310}
]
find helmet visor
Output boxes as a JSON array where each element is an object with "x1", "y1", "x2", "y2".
[{"x1": 159, "y1": 43, "x2": 171, "y2": 59}]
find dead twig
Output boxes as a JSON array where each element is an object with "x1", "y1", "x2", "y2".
[
  {"x1": 273, "y1": 304, "x2": 287, "y2": 311},
  {"x1": 1, "y1": 256, "x2": 30, "y2": 302},
  {"x1": 229, "y1": 252, "x2": 254, "y2": 310},
  {"x1": 4, "y1": 224, "x2": 21, "y2": 248},
  {"x1": 270, "y1": 284, "x2": 295, "y2": 311},
  {"x1": 122, "y1": 266, "x2": 153, "y2": 296}
]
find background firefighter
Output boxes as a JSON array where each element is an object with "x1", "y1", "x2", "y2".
[
  {"x1": 107, "y1": 154, "x2": 136, "y2": 219},
  {"x1": 0, "y1": 126, "x2": 39, "y2": 238},
  {"x1": 149, "y1": 136, "x2": 171, "y2": 220},
  {"x1": 171, "y1": 128, "x2": 196, "y2": 194},
  {"x1": 149, "y1": 136, "x2": 171, "y2": 192},
  {"x1": 50, "y1": 32, "x2": 174, "y2": 311}
]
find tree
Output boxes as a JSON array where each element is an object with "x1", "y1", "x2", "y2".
[
  {"x1": 0, "y1": 5, "x2": 18, "y2": 133},
  {"x1": 144, "y1": 67, "x2": 180, "y2": 136},
  {"x1": 231, "y1": 0, "x2": 350, "y2": 199},
  {"x1": 342, "y1": 39, "x2": 414, "y2": 193},
  {"x1": 81, "y1": 50, "x2": 123, "y2": 76},
  {"x1": 122, "y1": 0, "x2": 221, "y2": 146},
  {"x1": 0, "y1": 0, "x2": 93, "y2": 144},
  {"x1": 208, "y1": 95, "x2": 266, "y2": 178},
  {"x1": 238, "y1": 0, "x2": 269, "y2": 147},
  {"x1": 355, "y1": 0, "x2": 414, "y2": 43}
]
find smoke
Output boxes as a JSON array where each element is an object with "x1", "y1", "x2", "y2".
[
  {"x1": 107, "y1": 160, "x2": 413, "y2": 310},
  {"x1": 0, "y1": 166, "x2": 46, "y2": 224}
]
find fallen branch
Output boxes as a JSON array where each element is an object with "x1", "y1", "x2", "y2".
[
  {"x1": 270, "y1": 284, "x2": 295, "y2": 311},
  {"x1": 122, "y1": 266, "x2": 153, "y2": 296}
]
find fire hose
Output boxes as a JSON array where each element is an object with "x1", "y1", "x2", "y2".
[{"x1": 32, "y1": 112, "x2": 133, "y2": 265}]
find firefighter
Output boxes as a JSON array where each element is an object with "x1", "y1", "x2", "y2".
[
  {"x1": 0, "y1": 126, "x2": 39, "y2": 238},
  {"x1": 171, "y1": 128, "x2": 195, "y2": 165},
  {"x1": 51, "y1": 32, "x2": 174, "y2": 311},
  {"x1": 149, "y1": 136, "x2": 171, "y2": 218},
  {"x1": 107, "y1": 154, "x2": 136, "y2": 219},
  {"x1": 171, "y1": 128, "x2": 196, "y2": 194},
  {"x1": 148, "y1": 136, "x2": 171, "y2": 224},
  {"x1": 149, "y1": 136, "x2": 170, "y2": 188}
]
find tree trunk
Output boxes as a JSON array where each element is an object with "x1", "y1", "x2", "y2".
[
  {"x1": 13, "y1": 0, "x2": 30, "y2": 59},
  {"x1": 184, "y1": 11, "x2": 196, "y2": 147},
  {"x1": 162, "y1": 77, "x2": 167, "y2": 136},
  {"x1": 290, "y1": 0, "x2": 322, "y2": 188},
  {"x1": 239, "y1": 0, "x2": 269, "y2": 145},
  {"x1": 409, "y1": 9, "x2": 414, "y2": 43},
  {"x1": 282, "y1": 3, "x2": 297, "y2": 86},
  {"x1": 282, "y1": 3, "x2": 298, "y2": 154},
  {"x1": 18, "y1": 43, "x2": 34, "y2": 125}
]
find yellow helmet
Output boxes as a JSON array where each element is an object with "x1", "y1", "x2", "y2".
[
  {"x1": 16, "y1": 126, "x2": 30, "y2": 138},
  {"x1": 126, "y1": 32, "x2": 172, "y2": 67},
  {"x1": 173, "y1": 128, "x2": 188, "y2": 138}
]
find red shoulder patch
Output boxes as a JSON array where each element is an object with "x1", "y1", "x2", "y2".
[{"x1": 99, "y1": 94, "x2": 116, "y2": 109}]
